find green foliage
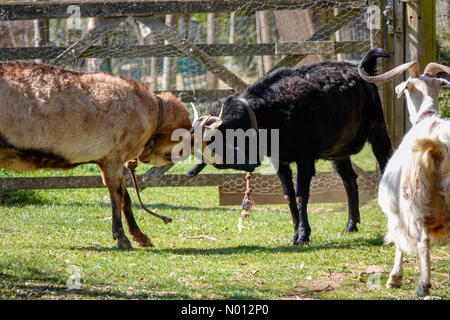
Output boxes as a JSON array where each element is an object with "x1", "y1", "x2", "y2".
[{"x1": 439, "y1": 89, "x2": 450, "y2": 117}]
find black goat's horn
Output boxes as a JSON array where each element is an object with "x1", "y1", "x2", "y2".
[{"x1": 219, "y1": 103, "x2": 225, "y2": 120}]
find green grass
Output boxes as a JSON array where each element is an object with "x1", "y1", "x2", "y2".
[{"x1": 0, "y1": 144, "x2": 448, "y2": 300}]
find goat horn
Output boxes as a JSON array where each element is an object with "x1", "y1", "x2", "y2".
[
  {"x1": 191, "y1": 103, "x2": 199, "y2": 122},
  {"x1": 358, "y1": 61, "x2": 419, "y2": 84},
  {"x1": 219, "y1": 103, "x2": 225, "y2": 120},
  {"x1": 423, "y1": 62, "x2": 450, "y2": 77},
  {"x1": 200, "y1": 115, "x2": 211, "y2": 127}
]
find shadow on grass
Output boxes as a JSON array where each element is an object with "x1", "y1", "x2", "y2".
[
  {"x1": 152, "y1": 236, "x2": 385, "y2": 256},
  {"x1": 69, "y1": 234, "x2": 385, "y2": 256},
  {"x1": 0, "y1": 269, "x2": 188, "y2": 300},
  {"x1": 0, "y1": 190, "x2": 49, "y2": 206},
  {"x1": 0, "y1": 189, "x2": 230, "y2": 214}
]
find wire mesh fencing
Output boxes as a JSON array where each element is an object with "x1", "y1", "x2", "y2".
[{"x1": 0, "y1": 0, "x2": 377, "y2": 114}]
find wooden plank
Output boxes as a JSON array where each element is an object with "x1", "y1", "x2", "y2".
[
  {"x1": 276, "y1": 41, "x2": 370, "y2": 55},
  {"x1": 0, "y1": 41, "x2": 370, "y2": 61},
  {"x1": 269, "y1": 8, "x2": 363, "y2": 71},
  {"x1": 218, "y1": 170, "x2": 381, "y2": 205},
  {"x1": 51, "y1": 17, "x2": 124, "y2": 67},
  {"x1": 0, "y1": 173, "x2": 236, "y2": 190},
  {"x1": 137, "y1": 16, "x2": 248, "y2": 92},
  {"x1": 0, "y1": 1, "x2": 367, "y2": 21},
  {"x1": 0, "y1": 171, "x2": 380, "y2": 190}
]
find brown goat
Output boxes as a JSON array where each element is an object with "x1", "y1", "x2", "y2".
[{"x1": 0, "y1": 62, "x2": 192, "y2": 249}]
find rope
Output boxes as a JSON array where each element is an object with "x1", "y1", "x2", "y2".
[
  {"x1": 238, "y1": 172, "x2": 255, "y2": 232},
  {"x1": 126, "y1": 159, "x2": 172, "y2": 224}
]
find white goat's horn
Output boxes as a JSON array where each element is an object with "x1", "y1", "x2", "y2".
[
  {"x1": 191, "y1": 103, "x2": 199, "y2": 122},
  {"x1": 423, "y1": 62, "x2": 450, "y2": 77},
  {"x1": 219, "y1": 103, "x2": 225, "y2": 120},
  {"x1": 359, "y1": 61, "x2": 419, "y2": 84}
]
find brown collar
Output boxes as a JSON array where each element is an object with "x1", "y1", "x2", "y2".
[
  {"x1": 415, "y1": 110, "x2": 437, "y2": 125},
  {"x1": 238, "y1": 97, "x2": 259, "y2": 132}
]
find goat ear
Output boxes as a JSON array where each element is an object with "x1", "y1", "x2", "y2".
[
  {"x1": 395, "y1": 80, "x2": 409, "y2": 98},
  {"x1": 437, "y1": 77, "x2": 450, "y2": 89}
]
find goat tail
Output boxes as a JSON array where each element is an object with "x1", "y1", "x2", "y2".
[
  {"x1": 390, "y1": 138, "x2": 447, "y2": 252},
  {"x1": 404, "y1": 138, "x2": 445, "y2": 205},
  {"x1": 404, "y1": 137, "x2": 446, "y2": 215},
  {"x1": 359, "y1": 48, "x2": 390, "y2": 76},
  {"x1": 410, "y1": 137, "x2": 446, "y2": 182}
]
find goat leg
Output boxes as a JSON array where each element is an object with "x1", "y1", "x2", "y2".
[
  {"x1": 416, "y1": 235, "x2": 431, "y2": 297},
  {"x1": 386, "y1": 246, "x2": 403, "y2": 288},
  {"x1": 99, "y1": 162, "x2": 132, "y2": 249},
  {"x1": 332, "y1": 159, "x2": 360, "y2": 233},
  {"x1": 121, "y1": 185, "x2": 153, "y2": 247},
  {"x1": 277, "y1": 163, "x2": 310, "y2": 245}
]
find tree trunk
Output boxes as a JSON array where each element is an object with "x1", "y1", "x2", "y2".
[
  {"x1": 86, "y1": 18, "x2": 105, "y2": 72},
  {"x1": 162, "y1": 14, "x2": 177, "y2": 90},
  {"x1": 33, "y1": 0, "x2": 49, "y2": 64},
  {"x1": 257, "y1": 11, "x2": 273, "y2": 72},
  {"x1": 207, "y1": 13, "x2": 219, "y2": 89},
  {"x1": 255, "y1": 13, "x2": 264, "y2": 78},
  {"x1": 227, "y1": 12, "x2": 236, "y2": 71}
]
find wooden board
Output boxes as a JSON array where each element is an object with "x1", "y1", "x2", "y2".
[
  {"x1": 218, "y1": 171, "x2": 381, "y2": 205},
  {"x1": 0, "y1": 41, "x2": 369, "y2": 61}
]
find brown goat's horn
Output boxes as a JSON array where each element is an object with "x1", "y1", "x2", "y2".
[
  {"x1": 359, "y1": 61, "x2": 419, "y2": 84},
  {"x1": 423, "y1": 62, "x2": 450, "y2": 77},
  {"x1": 191, "y1": 103, "x2": 199, "y2": 122}
]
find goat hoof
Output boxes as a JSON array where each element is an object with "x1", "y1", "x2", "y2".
[
  {"x1": 118, "y1": 237, "x2": 132, "y2": 249},
  {"x1": 386, "y1": 276, "x2": 402, "y2": 288},
  {"x1": 292, "y1": 234, "x2": 310, "y2": 245},
  {"x1": 133, "y1": 233, "x2": 153, "y2": 247},
  {"x1": 386, "y1": 282, "x2": 402, "y2": 289},
  {"x1": 416, "y1": 283, "x2": 431, "y2": 297},
  {"x1": 344, "y1": 221, "x2": 358, "y2": 233}
]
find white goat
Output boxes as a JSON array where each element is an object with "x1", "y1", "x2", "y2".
[{"x1": 359, "y1": 49, "x2": 450, "y2": 296}]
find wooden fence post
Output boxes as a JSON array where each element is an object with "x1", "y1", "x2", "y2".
[{"x1": 405, "y1": 0, "x2": 436, "y2": 69}]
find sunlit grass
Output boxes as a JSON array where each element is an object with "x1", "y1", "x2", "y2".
[{"x1": 0, "y1": 143, "x2": 448, "y2": 300}]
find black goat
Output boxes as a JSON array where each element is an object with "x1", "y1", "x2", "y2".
[{"x1": 187, "y1": 50, "x2": 392, "y2": 245}]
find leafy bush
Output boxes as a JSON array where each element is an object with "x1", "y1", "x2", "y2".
[{"x1": 439, "y1": 89, "x2": 449, "y2": 117}]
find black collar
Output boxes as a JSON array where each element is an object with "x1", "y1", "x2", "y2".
[
  {"x1": 238, "y1": 97, "x2": 259, "y2": 132},
  {"x1": 155, "y1": 95, "x2": 165, "y2": 132}
]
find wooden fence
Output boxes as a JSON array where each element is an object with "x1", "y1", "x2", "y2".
[{"x1": 1, "y1": 0, "x2": 423, "y2": 205}]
